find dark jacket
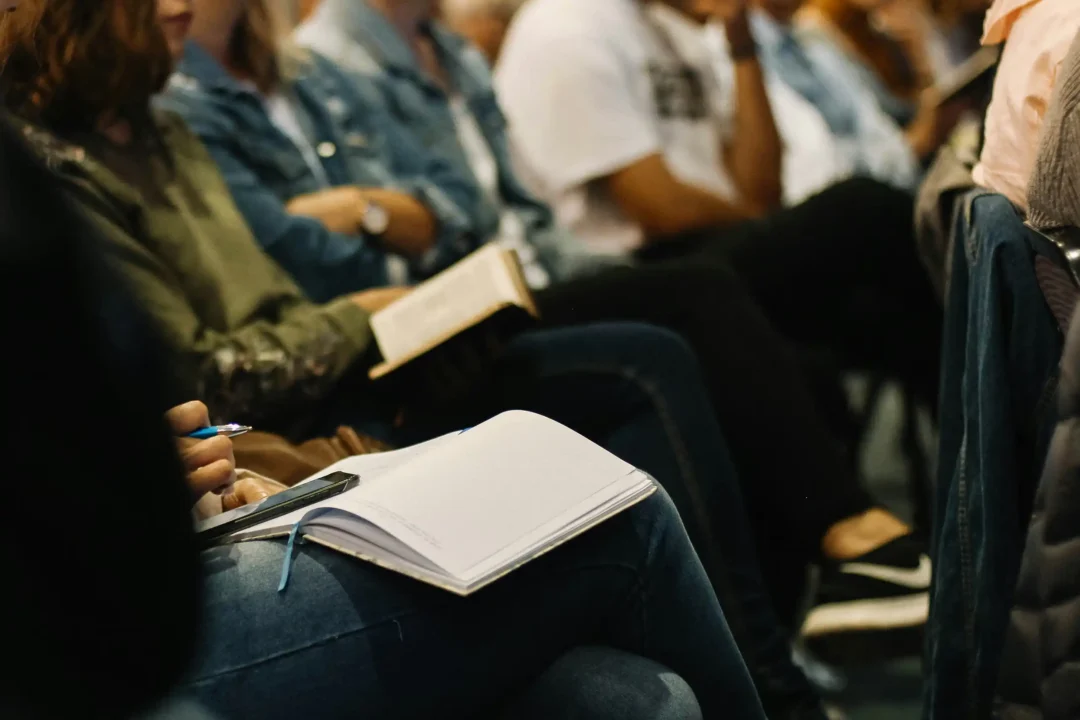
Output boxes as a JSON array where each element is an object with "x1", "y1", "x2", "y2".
[
  {"x1": 994, "y1": 302, "x2": 1080, "y2": 720},
  {"x1": 0, "y1": 116, "x2": 198, "y2": 719}
]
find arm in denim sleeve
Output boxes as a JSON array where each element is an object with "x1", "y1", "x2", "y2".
[
  {"x1": 383, "y1": 119, "x2": 480, "y2": 276},
  {"x1": 64, "y1": 175, "x2": 374, "y2": 422},
  {"x1": 340, "y1": 65, "x2": 482, "y2": 277},
  {"x1": 172, "y1": 104, "x2": 390, "y2": 303}
]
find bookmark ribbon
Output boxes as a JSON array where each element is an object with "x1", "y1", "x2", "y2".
[
  {"x1": 278, "y1": 523, "x2": 304, "y2": 592},
  {"x1": 276, "y1": 507, "x2": 339, "y2": 592}
]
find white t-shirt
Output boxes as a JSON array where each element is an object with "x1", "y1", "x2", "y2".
[
  {"x1": 448, "y1": 96, "x2": 551, "y2": 290},
  {"x1": 495, "y1": 0, "x2": 738, "y2": 255}
]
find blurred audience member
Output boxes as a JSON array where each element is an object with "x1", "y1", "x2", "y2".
[
  {"x1": 737, "y1": 0, "x2": 941, "y2": 196},
  {"x1": 797, "y1": 0, "x2": 937, "y2": 121},
  {"x1": 972, "y1": 0, "x2": 1080, "y2": 212},
  {"x1": 496, "y1": 0, "x2": 942, "y2": 413}
]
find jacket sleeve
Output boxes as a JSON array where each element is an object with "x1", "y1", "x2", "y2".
[
  {"x1": 354, "y1": 68, "x2": 480, "y2": 276},
  {"x1": 63, "y1": 175, "x2": 375, "y2": 422},
  {"x1": 169, "y1": 102, "x2": 391, "y2": 303}
]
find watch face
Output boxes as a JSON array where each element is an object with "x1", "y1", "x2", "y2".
[{"x1": 363, "y1": 200, "x2": 391, "y2": 235}]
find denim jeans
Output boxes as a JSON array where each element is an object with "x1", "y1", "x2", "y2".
[
  {"x1": 925, "y1": 192, "x2": 1063, "y2": 720},
  {"x1": 162, "y1": 649, "x2": 701, "y2": 720},
  {"x1": 273, "y1": 322, "x2": 821, "y2": 718},
  {"x1": 186, "y1": 488, "x2": 764, "y2": 720},
  {"x1": 501, "y1": 646, "x2": 702, "y2": 720},
  {"x1": 445, "y1": 323, "x2": 825, "y2": 719}
]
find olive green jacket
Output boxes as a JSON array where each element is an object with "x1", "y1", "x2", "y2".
[{"x1": 19, "y1": 112, "x2": 373, "y2": 421}]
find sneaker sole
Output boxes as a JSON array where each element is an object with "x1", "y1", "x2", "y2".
[{"x1": 801, "y1": 592, "x2": 929, "y2": 637}]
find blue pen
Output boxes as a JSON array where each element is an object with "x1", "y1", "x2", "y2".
[{"x1": 187, "y1": 424, "x2": 253, "y2": 440}]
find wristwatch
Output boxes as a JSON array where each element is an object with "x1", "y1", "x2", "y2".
[{"x1": 360, "y1": 199, "x2": 390, "y2": 236}]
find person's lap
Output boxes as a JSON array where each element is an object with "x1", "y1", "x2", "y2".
[
  {"x1": 184, "y1": 489, "x2": 763, "y2": 720},
  {"x1": 531, "y1": 264, "x2": 872, "y2": 626},
  {"x1": 291, "y1": 321, "x2": 822, "y2": 712}
]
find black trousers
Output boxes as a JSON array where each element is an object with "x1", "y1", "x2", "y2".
[
  {"x1": 536, "y1": 264, "x2": 873, "y2": 625},
  {"x1": 639, "y1": 177, "x2": 942, "y2": 407},
  {"x1": 536, "y1": 178, "x2": 941, "y2": 622}
]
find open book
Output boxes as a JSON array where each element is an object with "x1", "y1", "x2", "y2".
[
  {"x1": 229, "y1": 411, "x2": 656, "y2": 595},
  {"x1": 369, "y1": 244, "x2": 538, "y2": 379}
]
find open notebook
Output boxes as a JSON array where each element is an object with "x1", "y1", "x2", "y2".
[
  {"x1": 369, "y1": 244, "x2": 538, "y2": 379},
  {"x1": 230, "y1": 411, "x2": 656, "y2": 595}
]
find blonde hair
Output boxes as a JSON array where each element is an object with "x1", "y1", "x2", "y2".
[{"x1": 229, "y1": 0, "x2": 308, "y2": 94}]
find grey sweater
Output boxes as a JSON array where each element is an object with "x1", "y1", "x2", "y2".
[{"x1": 1026, "y1": 29, "x2": 1080, "y2": 231}]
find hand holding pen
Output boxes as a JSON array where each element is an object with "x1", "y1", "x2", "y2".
[
  {"x1": 166, "y1": 402, "x2": 247, "y2": 497},
  {"x1": 186, "y1": 423, "x2": 253, "y2": 440}
]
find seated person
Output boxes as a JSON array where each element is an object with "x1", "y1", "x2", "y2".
[
  {"x1": 1, "y1": 0, "x2": 834, "y2": 716},
  {"x1": 177, "y1": 0, "x2": 929, "y2": 690},
  {"x1": 492, "y1": 0, "x2": 941, "y2": 411},
  {"x1": 970, "y1": 0, "x2": 1080, "y2": 212},
  {"x1": 174, "y1": 402, "x2": 721, "y2": 720},
  {"x1": 0, "y1": 96, "x2": 751, "y2": 719},
  {"x1": 439, "y1": 0, "x2": 930, "y2": 201}
]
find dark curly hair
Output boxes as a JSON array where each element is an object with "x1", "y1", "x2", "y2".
[{"x1": 0, "y1": 0, "x2": 173, "y2": 134}]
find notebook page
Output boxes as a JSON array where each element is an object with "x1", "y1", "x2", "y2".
[
  {"x1": 239, "y1": 432, "x2": 463, "y2": 535},
  {"x1": 290, "y1": 432, "x2": 462, "y2": 486},
  {"x1": 462, "y1": 476, "x2": 653, "y2": 583},
  {"x1": 370, "y1": 244, "x2": 522, "y2": 362},
  {"x1": 339, "y1": 410, "x2": 641, "y2": 579}
]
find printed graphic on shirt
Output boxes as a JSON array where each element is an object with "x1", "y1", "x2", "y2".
[{"x1": 646, "y1": 63, "x2": 708, "y2": 120}]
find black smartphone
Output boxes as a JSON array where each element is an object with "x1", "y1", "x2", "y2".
[{"x1": 197, "y1": 470, "x2": 361, "y2": 546}]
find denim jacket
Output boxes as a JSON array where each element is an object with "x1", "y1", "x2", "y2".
[
  {"x1": 926, "y1": 191, "x2": 1063, "y2": 720},
  {"x1": 297, "y1": 0, "x2": 624, "y2": 283},
  {"x1": 158, "y1": 42, "x2": 479, "y2": 303}
]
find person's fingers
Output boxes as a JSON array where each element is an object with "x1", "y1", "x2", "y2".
[
  {"x1": 188, "y1": 459, "x2": 237, "y2": 498},
  {"x1": 179, "y1": 435, "x2": 235, "y2": 474},
  {"x1": 165, "y1": 401, "x2": 211, "y2": 436},
  {"x1": 220, "y1": 477, "x2": 280, "y2": 512}
]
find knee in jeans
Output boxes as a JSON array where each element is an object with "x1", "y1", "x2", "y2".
[{"x1": 506, "y1": 646, "x2": 703, "y2": 720}]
